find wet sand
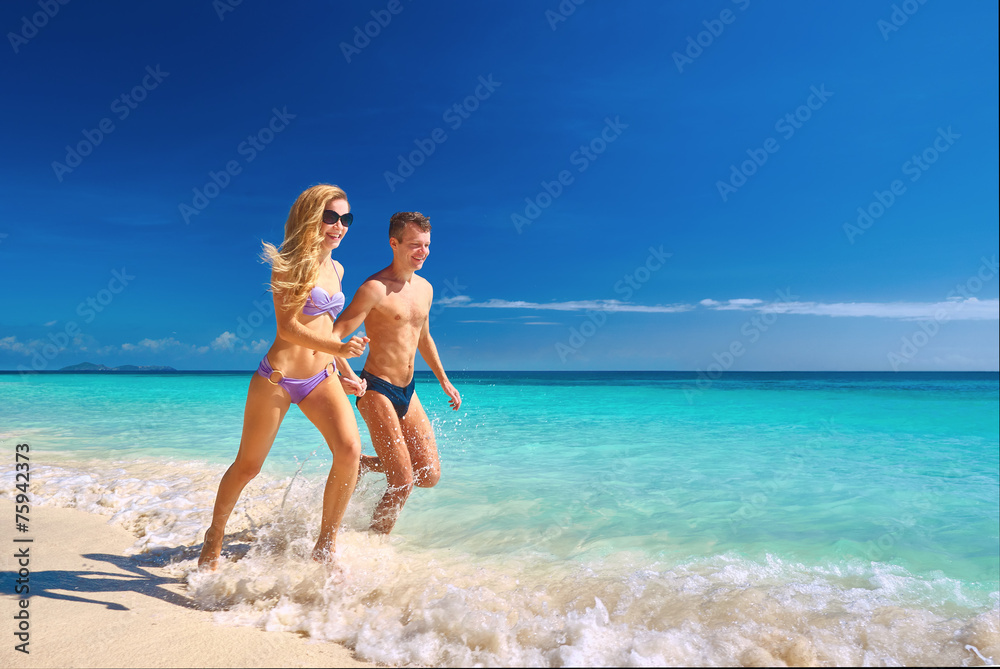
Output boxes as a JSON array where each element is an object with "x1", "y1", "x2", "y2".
[{"x1": 0, "y1": 500, "x2": 375, "y2": 668}]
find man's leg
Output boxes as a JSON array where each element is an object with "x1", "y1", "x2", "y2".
[
  {"x1": 357, "y1": 390, "x2": 413, "y2": 534},
  {"x1": 399, "y1": 392, "x2": 440, "y2": 488}
]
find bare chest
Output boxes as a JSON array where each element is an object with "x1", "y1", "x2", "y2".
[{"x1": 373, "y1": 290, "x2": 428, "y2": 328}]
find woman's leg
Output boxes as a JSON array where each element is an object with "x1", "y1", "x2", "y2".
[
  {"x1": 198, "y1": 373, "x2": 290, "y2": 569},
  {"x1": 297, "y1": 373, "x2": 362, "y2": 561}
]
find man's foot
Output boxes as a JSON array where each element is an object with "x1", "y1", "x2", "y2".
[
  {"x1": 368, "y1": 510, "x2": 396, "y2": 535},
  {"x1": 360, "y1": 454, "x2": 383, "y2": 474},
  {"x1": 197, "y1": 526, "x2": 223, "y2": 571}
]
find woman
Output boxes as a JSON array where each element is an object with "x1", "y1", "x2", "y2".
[{"x1": 198, "y1": 184, "x2": 370, "y2": 569}]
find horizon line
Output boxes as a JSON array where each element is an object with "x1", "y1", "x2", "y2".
[{"x1": 2, "y1": 369, "x2": 998, "y2": 375}]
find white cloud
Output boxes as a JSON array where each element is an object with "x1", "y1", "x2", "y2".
[
  {"x1": 709, "y1": 297, "x2": 999, "y2": 320},
  {"x1": 209, "y1": 332, "x2": 269, "y2": 353},
  {"x1": 121, "y1": 337, "x2": 183, "y2": 352},
  {"x1": 119, "y1": 337, "x2": 210, "y2": 355},
  {"x1": 0, "y1": 336, "x2": 32, "y2": 355},
  {"x1": 211, "y1": 331, "x2": 240, "y2": 351},
  {"x1": 447, "y1": 297, "x2": 694, "y2": 313},
  {"x1": 2, "y1": 331, "x2": 268, "y2": 362},
  {"x1": 442, "y1": 295, "x2": 998, "y2": 321},
  {"x1": 708, "y1": 298, "x2": 764, "y2": 310},
  {"x1": 436, "y1": 295, "x2": 472, "y2": 306}
]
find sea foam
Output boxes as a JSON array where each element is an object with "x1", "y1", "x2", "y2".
[{"x1": 4, "y1": 458, "x2": 998, "y2": 667}]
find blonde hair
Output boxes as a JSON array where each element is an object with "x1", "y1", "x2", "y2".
[{"x1": 261, "y1": 184, "x2": 348, "y2": 312}]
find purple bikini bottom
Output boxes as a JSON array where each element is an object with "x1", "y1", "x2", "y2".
[{"x1": 256, "y1": 356, "x2": 335, "y2": 404}]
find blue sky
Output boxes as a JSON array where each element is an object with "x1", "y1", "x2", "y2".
[{"x1": 1, "y1": 0, "x2": 997, "y2": 372}]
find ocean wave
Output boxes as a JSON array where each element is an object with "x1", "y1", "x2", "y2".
[
  {"x1": 5, "y1": 459, "x2": 998, "y2": 667},
  {"x1": 186, "y1": 543, "x2": 999, "y2": 667}
]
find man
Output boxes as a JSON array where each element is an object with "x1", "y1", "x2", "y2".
[{"x1": 333, "y1": 211, "x2": 461, "y2": 534}]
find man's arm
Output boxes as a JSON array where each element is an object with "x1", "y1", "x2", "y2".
[
  {"x1": 331, "y1": 280, "x2": 384, "y2": 391},
  {"x1": 329, "y1": 262, "x2": 366, "y2": 394},
  {"x1": 332, "y1": 280, "x2": 383, "y2": 340},
  {"x1": 417, "y1": 312, "x2": 462, "y2": 410},
  {"x1": 336, "y1": 359, "x2": 367, "y2": 395}
]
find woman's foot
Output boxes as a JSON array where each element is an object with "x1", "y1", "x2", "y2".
[
  {"x1": 311, "y1": 534, "x2": 337, "y2": 564},
  {"x1": 197, "y1": 526, "x2": 223, "y2": 571}
]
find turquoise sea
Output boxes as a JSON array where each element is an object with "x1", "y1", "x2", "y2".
[{"x1": 2, "y1": 371, "x2": 998, "y2": 666}]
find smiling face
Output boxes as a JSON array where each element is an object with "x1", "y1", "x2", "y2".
[
  {"x1": 391, "y1": 221, "x2": 430, "y2": 271},
  {"x1": 321, "y1": 198, "x2": 350, "y2": 251}
]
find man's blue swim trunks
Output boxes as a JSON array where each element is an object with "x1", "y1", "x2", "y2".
[{"x1": 357, "y1": 369, "x2": 415, "y2": 419}]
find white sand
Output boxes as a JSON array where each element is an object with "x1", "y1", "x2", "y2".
[{"x1": 0, "y1": 501, "x2": 375, "y2": 668}]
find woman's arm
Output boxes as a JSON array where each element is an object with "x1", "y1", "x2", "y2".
[{"x1": 272, "y1": 280, "x2": 365, "y2": 357}]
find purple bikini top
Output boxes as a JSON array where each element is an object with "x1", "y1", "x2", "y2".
[{"x1": 303, "y1": 285, "x2": 345, "y2": 319}]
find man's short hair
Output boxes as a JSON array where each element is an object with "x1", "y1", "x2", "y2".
[{"x1": 389, "y1": 211, "x2": 431, "y2": 242}]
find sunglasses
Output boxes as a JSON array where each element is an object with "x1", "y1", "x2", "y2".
[{"x1": 322, "y1": 210, "x2": 354, "y2": 227}]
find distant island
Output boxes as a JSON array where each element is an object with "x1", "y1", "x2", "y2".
[{"x1": 59, "y1": 362, "x2": 178, "y2": 372}]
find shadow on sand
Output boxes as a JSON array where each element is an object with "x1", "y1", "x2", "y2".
[{"x1": 0, "y1": 531, "x2": 255, "y2": 612}]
